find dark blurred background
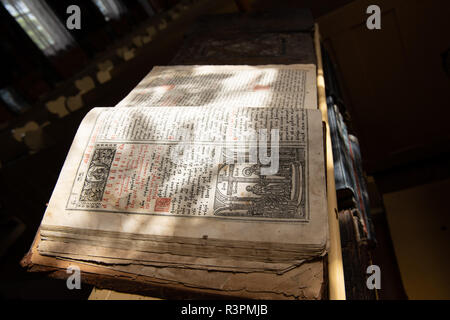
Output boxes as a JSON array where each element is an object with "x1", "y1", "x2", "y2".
[{"x1": 0, "y1": 0, "x2": 449, "y2": 299}]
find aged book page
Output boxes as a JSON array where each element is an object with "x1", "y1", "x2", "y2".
[
  {"x1": 115, "y1": 65, "x2": 317, "y2": 109},
  {"x1": 41, "y1": 106, "x2": 327, "y2": 253},
  {"x1": 38, "y1": 239, "x2": 306, "y2": 273},
  {"x1": 39, "y1": 227, "x2": 319, "y2": 261}
]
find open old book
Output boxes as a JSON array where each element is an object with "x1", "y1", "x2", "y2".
[{"x1": 35, "y1": 65, "x2": 329, "y2": 297}]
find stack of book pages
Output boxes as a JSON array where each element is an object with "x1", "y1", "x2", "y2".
[{"x1": 36, "y1": 65, "x2": 329, "y2": 298}]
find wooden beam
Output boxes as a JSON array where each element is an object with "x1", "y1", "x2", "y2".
[{"x1": 314, "y1": 23, "x2": 346, "y2": 300}]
